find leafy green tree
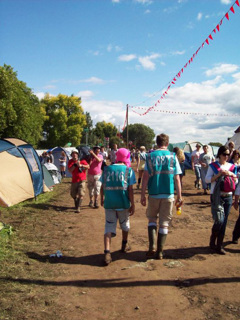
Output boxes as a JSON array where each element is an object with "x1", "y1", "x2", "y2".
[
  {"x1": 209, "y1": 142, "x2": 223, "y2": 147},
  {"x1": 0, "y1": 64, "x2": 44, "y2": 147},
  {"x1": 81, "y1": 112, "x2": 97, "y2": 146},
  {"x1": 93, "y1": 121, "x2": 118, "y2": 144},
  {"x1": 122, "y1": 123, "x2": 155, "y2": 150},
  {"x1": 40, "y1": 94, "x2": 86, "y2": 147}
]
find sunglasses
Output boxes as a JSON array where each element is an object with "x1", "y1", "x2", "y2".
[{"x1": 222, "y1": 153, "x2": 230, "y2": 156}]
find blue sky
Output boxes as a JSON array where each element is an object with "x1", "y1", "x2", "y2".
[{"x1": 1, "y1": 0, "x2": 240, "y2": 144}]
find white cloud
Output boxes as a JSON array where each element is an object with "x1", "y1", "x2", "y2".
[
  {"x1": 82, "y1": 77, "x2": 105, "y2": 84},
  {"x1": 118, "y1": 54, "x2": 137, "y2": 62},
  {"x1": 220, "y1": 0, "x2": 231, "y2": 4},
  {"x1": 144, "y1": 9, "x2": 151, "y2": 14},
  {"x1": 205, "y1": 63, "x2": 239, "y2": 77},
  {"x1": 107, "y1": 44, "x2": 122, "y2": 52},
  {"x1": 171, "y1": 50, "x2": 185, "y2": 56},
  {"x1": 35, "y1": 92, "x2": 46, "y2": 100},
  {"x1": 197, "y1": 12, "x2": 203, "y2": 21},
  {"x1": 112, "y1": 0, "x2": 120, "y2": 3},
  {"x1": 77, "y1": 90, "x2": 94, "y2": 99},
  {"x1": 134, "y1": 0, "x2": 153, "y2": 4},
  {"x1": 43, "y1": 85, "x2": 57, "y2": 90},
  {"x1": 138, "y1": 53, "x2": 160, "y2": 70}
]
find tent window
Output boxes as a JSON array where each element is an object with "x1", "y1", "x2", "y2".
[{"x1": 22, "y1": 148, "x2": 39, "y2": 172}]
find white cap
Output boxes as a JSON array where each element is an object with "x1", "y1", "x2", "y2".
[{"x1": 71, "y1": 149, "x2": 79, "y2": 155}]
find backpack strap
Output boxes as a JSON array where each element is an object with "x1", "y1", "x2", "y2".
[
  {"x1": 210, "y1": 161, "x2": 221, "y2": 175},
  {"x1": 229, "y1": 164, "x2": 236, "y2": 174}
]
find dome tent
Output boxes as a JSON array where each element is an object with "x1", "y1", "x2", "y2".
[
  {"x1": 0, "y1": 138, "x2": 44, "y2": 207},
  {"x1": 226, "y1": 126, "x2": 240, "y2": 151}
]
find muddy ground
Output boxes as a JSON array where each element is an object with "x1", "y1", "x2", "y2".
[{"x1": 0, "y1": 165, "x2": 240, "y2": 320}]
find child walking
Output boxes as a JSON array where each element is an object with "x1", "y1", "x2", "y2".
[{"x1": 100, "y1": 148, "x2": 136, "y2": 265}]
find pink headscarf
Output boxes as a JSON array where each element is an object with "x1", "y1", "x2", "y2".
[{"x1": 116, "y1": 148, "x2": 131, "y2": 167}]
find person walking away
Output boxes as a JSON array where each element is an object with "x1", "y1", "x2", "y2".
[
  {"x1": 59, "y1": 150, "x2": 67, "y2": 178},
  {"x1": 88, "y1": 146, "x2": 103, "y2": 208},
  {"x1": 232, "y1": 181, "x2": 240, "y2": 244},
  {"x1": 141, "y1": 133, "x2": 182, "y2": 260},
  {"x1": 100, "y1": 148, "x2": 136, "y2": 265},
  {"x1": 173, "y1": 147, "x2": 185, "y2": 187},
  {"x1": 68, "y1": 149, "x2": 90, "y2": 213},
  {"x1": 109, "y1": 144, "x2": 118, "y2": 164},
  {"x1": 191, "y1": 143, "x2": 202, "y2": 189},
  {"x1": 205, "y1": 146, "x2": 237, "y2": 254},
  {"x1": 199, "y1": 145, "x2": 215, "y2": 195},
  {"x1": 228, "y1": 141, "x2": 235, "y2": 162},
  {"x1": 136, "y1": 146, "x2": 147, "y2": 189}
]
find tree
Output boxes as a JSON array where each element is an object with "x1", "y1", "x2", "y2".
[
  {"x1": 81, "y1": 112, "x2": 96, "y2": 146},
  {"x1": 40, "y1": 94, "x2": 86, "y2": 147},
  {"x1": 0, "y1": 64, "x2": 44, "y2": 147},
  {"x1": 209, "y1": 142, "x2": 223, "y2": 147},
  {"x1": 93, "y1": 121, "x2": 118, "y2": 145},
  {"x1": 122, "y1": 123, "x2": 155, "y2": 150}
]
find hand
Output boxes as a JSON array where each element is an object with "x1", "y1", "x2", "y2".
[
  {"x1": 129, "y1": 204, "x2": 135, "y2": 216},
  {"x1": 141, "y1": 196, "x2": 147, "y2": 206},
  {"x1": 233, "y1": 201, "x2": 239, "y2": 211}
]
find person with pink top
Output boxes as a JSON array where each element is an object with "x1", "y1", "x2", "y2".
[{"x1": 88, "y1": 146, "x2": 103, "y2": 208}]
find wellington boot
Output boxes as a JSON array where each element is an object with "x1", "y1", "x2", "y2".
[
  {"x1": 209, "y1": 231, "x2": 218, "y2": 250},
  {"x1": 216, "y1": 234, "x2": 227, "y2": 255},
  {"x1": 75, "y1": 198, "x2": 82, "y2": 213},
  {"x1": 146, "y1": 225, "x2": 157, "y2": 258},
  {"x1": 156, "y1": 233, "x2": 167, "y2": 260}
]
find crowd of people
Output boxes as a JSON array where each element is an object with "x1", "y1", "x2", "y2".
[{"x1": 61, "y1": 136, "x2": 240, "y2": 265}]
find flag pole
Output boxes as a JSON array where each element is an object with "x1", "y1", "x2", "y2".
[{"x1": 126, "y1": 104, "x2": 129, "y2": 148}]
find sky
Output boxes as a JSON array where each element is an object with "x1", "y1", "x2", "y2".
[{"x1": 1, "y1": 0, "x2": 240, "y2": 145}]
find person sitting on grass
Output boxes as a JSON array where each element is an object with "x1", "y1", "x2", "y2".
[{"x1": 100, "y1": 148, "x2": 136, "y2": 266}]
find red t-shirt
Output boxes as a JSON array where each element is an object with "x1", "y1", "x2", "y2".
[{"x1": 68, "y1": 159, "x2": 88, "y2": 183}]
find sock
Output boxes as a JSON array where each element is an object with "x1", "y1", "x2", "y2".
[{"x1": 104, "y1": 250, "x2": 110, "y2": 254}]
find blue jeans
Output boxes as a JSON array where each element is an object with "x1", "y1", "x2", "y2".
[
  {"x1": 211, "y1": 195, "x2": 232, "y2": 238},
  {"x1": 194, "y1": 166, "x2": 201, "y2": 181}
]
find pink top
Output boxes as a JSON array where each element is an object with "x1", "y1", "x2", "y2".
[{"x1": 88, "y1": 154, "x2": 103, "y2": 175}]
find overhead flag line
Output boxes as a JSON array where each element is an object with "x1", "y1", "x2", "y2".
[{"x1": 129, "y1": 0, "x2": 240, "y2": 117}]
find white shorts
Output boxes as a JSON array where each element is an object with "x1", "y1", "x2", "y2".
[{"x1": 104, "y1": 209, "x2": 130, "y2": 237}]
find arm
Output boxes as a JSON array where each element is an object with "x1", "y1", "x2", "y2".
[
  {"x1": 174, "y1": 174, "x2": 182, "y2": 206},
  {"x1": 140, "y1": 170, "x2": 149, "y2": 206},
  {"x1": 191, "y1": 155, "x2": 195, "y2": 171},
  {"x1": 128, "y1": 185, "x2": 135, "y2": 216},
  {"x1": 90, "y1": 150, "x2": 102, "y2": 162},
  {"x1": 100, "y1": 185, "x2": 104, "y2": 207}
]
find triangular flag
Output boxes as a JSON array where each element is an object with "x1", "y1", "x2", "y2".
[
  {"x1": 225, "y1": 12, "x2": 229, "y2": 20},
  {"x1": 206, "y1": 38, "x2": 209, "y2": 45},
  {"x1": 209, "y1": 34, "x2": 213, "y2": 40},
  {"x1": 216, "y1": 24, "x2": 220, "y2": 31},
  {"x1": 236, "y1": 0, "x2": 240, "y2": 7},
  {"x1": 230, "y1": 6, "x2": 235, "y2": 13}
]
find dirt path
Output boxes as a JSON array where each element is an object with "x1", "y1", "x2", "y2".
[{"x1": 1, "y1": 168, "x2": 240, "y2": 320}]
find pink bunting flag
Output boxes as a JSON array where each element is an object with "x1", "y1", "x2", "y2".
[
  {"x1": 225, "y1": 12, "x2": 229, "y2": 20},
  {"x1": 230, "y1": 6, "x2": 235, "y2": 13},
  {"x1": 236, "y1": 0, "x2": 240, "y2": 7},
  {"x1": 209, "y1": 34, "x2": 213, "y2": 40}
]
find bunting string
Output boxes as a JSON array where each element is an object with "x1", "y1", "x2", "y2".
[
  {"x1": 128, "y1": 0, "x2": 240, "y2": 117},
  {"x1": 131, "y1": 107, "x2": 239, "y2": 117}
]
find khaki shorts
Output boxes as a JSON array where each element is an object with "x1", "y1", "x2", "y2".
[
  {"x1": 104, "y1": 209, "x2": 130, "y2": 237},
  {"x1": 146, "y1": 197, "x2": 174, "y2": 227},
  {"x1": 88, "y1": 174, "x2": 102, "y2": 196},
  {"x1": 70, "y1": 181, "x2": 86, "y2": 199}
]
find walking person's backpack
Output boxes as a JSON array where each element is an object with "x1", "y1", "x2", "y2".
[{"x1": 210, "y1": 162, "x2": 236, "y2": 193}]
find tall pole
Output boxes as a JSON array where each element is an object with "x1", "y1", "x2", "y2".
[{"x1": 126, "y1": 104, "x2": 129, "y2": 148}]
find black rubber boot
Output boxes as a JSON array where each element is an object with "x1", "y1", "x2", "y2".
[
  {"x1": 216, "y1": 234, "x2": 226, "y2": 255},
  {"x1": 209, "y1": 230, "x2": 218, "y2": 250},
  {"x1": 146, "y1": 225, "x2": 157, "y2": 258},
  {"x1": 156, "y1": 233, "x2": 167, "y2": 260}
]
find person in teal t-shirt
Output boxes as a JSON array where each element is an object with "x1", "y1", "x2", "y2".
[
  {"x1": 141, "y1": 133, "x2": 182, "y2": 260},
  {"x1": 100, "y1": 148, "x2": 136, "y2": 266}
]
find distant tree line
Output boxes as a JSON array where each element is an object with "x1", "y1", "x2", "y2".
[{"x1": 0, "y1": 64, "x2": 155, "y2": 149}]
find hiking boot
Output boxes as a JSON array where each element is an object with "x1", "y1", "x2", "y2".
[
  {"x1": 75, "y1": 207, "x2": 81, "y2": 213},
  {"x1": 94, "y1": 200, "x2": 99, "y2": 208},
  {"x1": 194, "y1": 180, "x2": 197, "y2": 188},
  {"x1": 89, "y1": 200, "x2": 94, "y2": 208},
  {"x1": 104, "y1": 252, "x2": 112, "y2": 265},
  {"x1": 232, "y1": 238, "x2": 238, "y2": 244},
  {"x1": 216, "y1": 247, "x2": 227, "y2": 255},
  {"x1": 121, "y1": 241, "x2": 131, "y2": 253}
]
